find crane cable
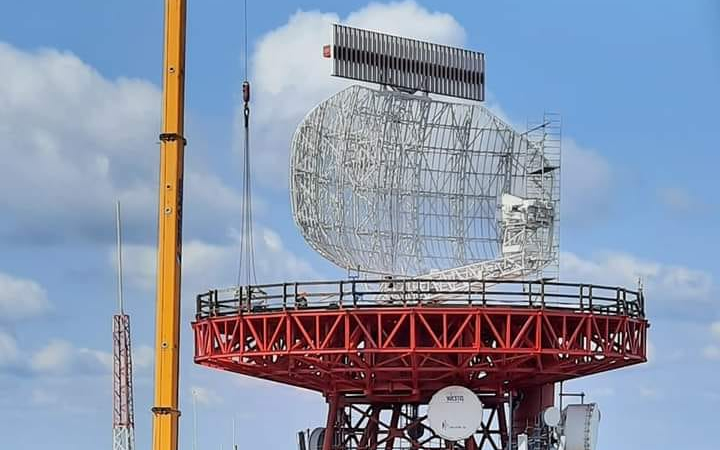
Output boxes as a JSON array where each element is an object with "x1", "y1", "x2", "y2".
[{"x1": 237, "y1": 0, "x2": 258, "y2": 288}]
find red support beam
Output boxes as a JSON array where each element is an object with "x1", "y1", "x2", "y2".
[{"x1": 194, "y1": 306, "x2": 647, "y2": 403}]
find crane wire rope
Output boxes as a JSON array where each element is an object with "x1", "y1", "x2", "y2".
[{"x1": 236, "y1": 0, "x2": 258, "y2": 289}]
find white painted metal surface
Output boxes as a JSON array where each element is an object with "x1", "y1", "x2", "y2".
[
  {"x1": 562, "y1": 404, "x2": 600, "y2": 450},
  {"x1": 331, "y1": 24, "x2": 485, "y2": 101},
  {"x1": 291, "y1": 85, "x2": 560, "y2": 286},
  {"x1": 542, "y1": 406, "x2": 562, "y2": 427},
  {"x1": 308, "y1": 427, "x2": 325, "y2": 450},
  {"x1": 427, "y1": 385, "x2": 483, "y2": 441},
  {"x1": 517, "y1": 434, "x2": 529, "y2": 450}
]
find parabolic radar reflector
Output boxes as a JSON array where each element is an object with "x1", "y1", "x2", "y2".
[{"x1": 291, "y1": 84, "x2": 559, "y2": 278}]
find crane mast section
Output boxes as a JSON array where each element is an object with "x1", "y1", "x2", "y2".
[{"x1": 152, "y1": 1, "x2": 186, "y2": 450}]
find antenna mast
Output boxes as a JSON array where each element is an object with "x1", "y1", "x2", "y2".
[{"x1": 113, "y1": 201, "x2": 135, "y2": 450}]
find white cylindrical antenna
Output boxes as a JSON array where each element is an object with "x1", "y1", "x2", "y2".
[
  {"x1": 232, "y1": 416, "x2": 237, "y2": 450},
  {"x1": 115, "y1": 201, "x2": 124, "y2": 314}
]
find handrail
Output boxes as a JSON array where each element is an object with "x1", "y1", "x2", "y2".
[{"x1": 195, "y1": 279, "x2": 645, "y2": 320}]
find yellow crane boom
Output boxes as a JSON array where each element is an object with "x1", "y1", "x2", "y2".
[{"x1": 152, "y1": 1, "x2": 187, "y2": 449}]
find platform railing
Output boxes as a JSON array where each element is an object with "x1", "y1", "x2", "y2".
[{"x1": 195, "y1": 279, "x2": 645, "y2": 320}]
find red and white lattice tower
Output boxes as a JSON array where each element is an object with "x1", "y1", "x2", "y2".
[{"x1": 113, "y1": 202, "x2": 135, "y2": 450}]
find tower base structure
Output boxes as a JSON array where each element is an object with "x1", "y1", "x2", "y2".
[
  {"x1": 321, "y1": 397, "x2": 508, "y2": 450},
  {"x1": 315, "y1": 383, "x2": 556, "y2": 450}
]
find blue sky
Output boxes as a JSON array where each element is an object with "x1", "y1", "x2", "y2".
[{"x1": 0, "y1": 1, "x2": 718, "y2": 449}]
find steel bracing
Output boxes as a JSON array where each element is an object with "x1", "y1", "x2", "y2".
[
  {"x1": 193, "y1": 280, "x2": 647, "y2": 404},
  {"x1": 113, "y1": 314, "x2": 135, "y2": 450},
  {"x1": 321, "y1": 399, "x2": 507, "y2": 450},
  {"x1": 291, "y1": 85, "x2": 559, "y2": 286}
]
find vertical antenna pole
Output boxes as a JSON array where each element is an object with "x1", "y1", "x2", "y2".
[
  {"x1": 233, "y1": 416, "x2": 237, "y2": 450},
  {"x1": 508, "y1": 390, "x2": 513, "y2": 450},
  {"x1": 113, "y1": 201, "x2": 135, "y2": 450},
  {"x1": 116, "y1": 201, "x2": 124, "y2": 314}
]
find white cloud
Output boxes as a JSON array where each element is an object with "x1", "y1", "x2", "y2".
[
  {"x1": 191, "y1": 386, "x2": 222, "y2": 406},
  {"x1": 710, "y1": 321, "x2": 720, "y2": 339},
  {"x1": 657, "y1": 187, "x2": 703, "y2": 213},
  {"x1": 646, "y1": 339, "x2": 656, "y2": 365},
  {"x1": 701, "y1": 320, "x2": 720, "y2": 361},
  {"x1": 247, "y1": 1, "x2": 466, "y2": 186},
  {"x1": 562, "y1": 138, "x2": 613, "y2": 224},
  {"x1": 0, "y1": 42, "x2": 156, "y2": 242},
  {"x1": 122, "y1": 244, "x2": 157, "y2": 292},
  {"x1": 589, "y1": 387, "x2": 616, "y2": 398},
  {"x1": 30, "y1": 388, "x2": 59, "y2": 406},
  {"x1": 0, "y1": 272, "x2": 50, "y2": 321},
  {"x1": 0, "y1": 41, "x2": 243, "y2": 244},
  {"x1": 134, "y1": 344, "x2": 154, "y2": 371},
  {"x1": 0, "y1": 329, "x2": 19, "y2": 366},
  {"x1": 30, "y1": 340, "x2": 74, "y2": 374},
  {"x1": 30, "y1": 339, "x2": 111, "y2": 375},
  {"x1": 262, "y1": 228, "x2": 283, "y2": 252},
  {"x1": 121, "y1": 225, "x2": 318, "y2": 294},
  {"x1": 561, "y1": 251, "x2": 713, "y2": 306},
  {"x1": 639, "y1": 387, "x2": 662, "y2": 399},
  {"x1": 703, "y1": 345, "x2": 720, "y2": 361}
]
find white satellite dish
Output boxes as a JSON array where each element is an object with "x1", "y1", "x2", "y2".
[
  {"x1": 542, "y1": 406, "x2": 561, "y2": 427},
  {"x1": 308, "y1": 427, "x2": 325, "y2": 450},
  {"x1": 563, "y1": 404, "x2": 601, "y2": 450},
  {"x1": 427, "y1": 385, "x2": 483, "y2": 441}
]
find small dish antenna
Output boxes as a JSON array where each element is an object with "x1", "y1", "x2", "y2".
[
  {"x1": 427, "y1": 385, "x2": 483, "y2": 441},
  {"x1": 307, "y1": 427, "x2": 325, "y2": 450},
  {"x1": 542, "y1": 406, "x2": 561, "y2": 427}
]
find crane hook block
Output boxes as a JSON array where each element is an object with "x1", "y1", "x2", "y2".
[{"x1": 242, "y1": 81, "x2": 250, "y2": 104}]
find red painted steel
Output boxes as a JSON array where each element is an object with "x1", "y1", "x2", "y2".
[{"x1": 193, "y1": 306, "x2": 647, "y2": 403}]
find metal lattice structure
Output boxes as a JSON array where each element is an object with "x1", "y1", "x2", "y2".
[
  {"x1": 194, "y1": 280, "x2": 647, "y2": 449},
  {"x1": 113, "y1": 313, "x2": 135, "y2": 450},
  {"x1": 291, "y1": 85, "x2": 559, "y2": 284},
  {"x1": 194, "y1": 280, "x2": 646, "y2": 400},
  {"x1": 323, "y1": 401, "x2": 506, "y2": 450}
]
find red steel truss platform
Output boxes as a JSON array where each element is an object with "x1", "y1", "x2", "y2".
[{"x1": 193, "y1": 280, "x2": 647, "y2": 403}]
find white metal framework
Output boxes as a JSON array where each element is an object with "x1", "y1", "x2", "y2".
[{"x1": 290, "y1": 85, "x2": 560, "y2": 284}]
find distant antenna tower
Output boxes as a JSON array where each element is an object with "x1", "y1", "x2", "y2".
[{"x1": 113, "y1": 202, "x2": 135, "y2": 450}]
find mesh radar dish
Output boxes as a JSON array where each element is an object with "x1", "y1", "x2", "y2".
[
  {"x1": 293, "y1": 25, "x2": 559, "y2": 287},
  {"x1": 291, "y1": 86, "x2": 560, "y2": 285}
]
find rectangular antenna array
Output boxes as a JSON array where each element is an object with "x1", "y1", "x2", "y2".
[{"x1": 330, "y1": 24, "x2": 485, "y2": 102}]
